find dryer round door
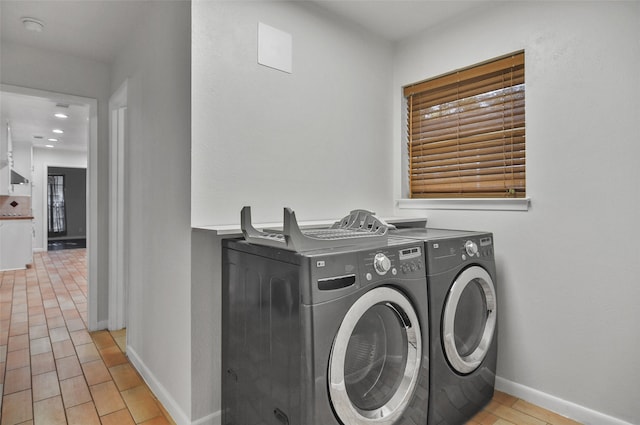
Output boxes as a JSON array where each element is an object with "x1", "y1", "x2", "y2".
[
  {"x1": 442, "y1": 266, "x2": 497, "y2": 375},
  {"x1": 328, "y1": 286, "x2": 422, "y2": 425}
]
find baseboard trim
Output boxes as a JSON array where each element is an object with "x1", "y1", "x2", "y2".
[
  {"x1": 192, "y1": 410, "x2": 221, "y2": 425},
  {"x1": 127, "y1": 345, "x2": 191, "y2": 425},
  {"x1": 89, "y1": 319, "x2": 108, "y2": 332},
  {"x1": 496, "y1": 376, "x2": 634, "y2": 425}
]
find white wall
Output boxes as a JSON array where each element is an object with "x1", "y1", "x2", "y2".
[
  {"x1": 32, "y1": 148, "x2": 87, "y2": 251},
  {"x1": 110, "y1": 2, "x2": 192, "y2": 423},
  {"x1": 191, "y1": 2, "x2": 394, "y2": 422},
  {"x1": 192, "y1": 1, "x2": 394, "y2": 227},
  {"x1": 393, "y1": 2, "x2": 640, "y2": 424},
  {"x1": 0, "y1": 41, "x2": 111, "y2": 323}
]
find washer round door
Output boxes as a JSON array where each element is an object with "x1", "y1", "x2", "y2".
[
  {"x1": 442, "y1": 266, "x2": 497, "y2": 375},
  {"x1": 328, "y1": 286, "x2": 422, "y2": 425}
]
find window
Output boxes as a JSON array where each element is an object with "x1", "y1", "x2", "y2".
[
  {"x1": 48, "y1": 175, "x2": 67, "y2": 236},
  {"x1": 404, "y1": 51, "x2": 525, "y2": 199}
]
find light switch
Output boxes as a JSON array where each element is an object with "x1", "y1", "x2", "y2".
[{"x1": 258, "y1": 22, "x2": 292, "y2": 74}]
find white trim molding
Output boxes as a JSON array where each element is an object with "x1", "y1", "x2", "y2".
[
  {"x1": 96, "y1": 320, "x2": 108, "y2": 331},
  {"x1": 127, "y1": 346, "x2": 191, "y2": 425},
  {"x1": 397, "y1": 197, "x2": 530, "y2": 211},
  {"x1": 108, "y1": 80, "x2": 128, "y2": 331},
  {"x1": 192, "y1": 411, "x2": 220, "y2": 425},
  {"x1": 496, "y1": 376, "x2": 635, "y2": 425}
]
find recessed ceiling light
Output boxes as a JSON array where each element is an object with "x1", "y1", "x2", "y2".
[
  {"x1": 45, "y1": 145, "x2": 55, "y2": 148},
  {"x1": 21, "y1": 17, "x2": 45, "y2": 33},
  {"x1": 52, "y1": 129, "x2": 64, "y2": 134},
  {"x1": 48, "y1": 138, "x2": 58, "y2": 142},
  {"x1": 54, "y1": 113, "x2": 68, "y2": 119}
]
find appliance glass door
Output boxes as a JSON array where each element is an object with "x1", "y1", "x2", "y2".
[
  {"x1": 329, "y1": 287, "x2": 421, "y2": 425},
  {"x1": 442, "y1": 266, "x2": 496, "y2": 374}
]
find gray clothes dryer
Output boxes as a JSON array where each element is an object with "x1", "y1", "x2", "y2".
[
  {"x1": 392, "y1": 228, "x2": 498, "y2": 425},
  {"x1": 222, "y1": 237, "x2": 431, "y2": 425}
]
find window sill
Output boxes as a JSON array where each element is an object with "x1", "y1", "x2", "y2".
[{"x1": 397, "y1": 198, "x2": 530, "y2": 212}]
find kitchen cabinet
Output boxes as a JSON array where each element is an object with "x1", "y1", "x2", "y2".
[{"x1": 0, "y1": 219, "x2": 33, "y2": 271}]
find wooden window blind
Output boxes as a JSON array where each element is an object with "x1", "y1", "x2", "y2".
[{"x1": 404, "y1": 51, "x2": 525, "y2": 198}]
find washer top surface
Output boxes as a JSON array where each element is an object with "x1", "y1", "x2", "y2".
[{"x1": 299, "y1": 235, "x2": 424, "y2": 257}]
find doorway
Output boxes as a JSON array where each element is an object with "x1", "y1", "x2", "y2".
[{"x1": 1, "y1": 83, "x2": 100, "y2": 330}]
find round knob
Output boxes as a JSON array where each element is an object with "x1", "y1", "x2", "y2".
[
  {"x1": 465, "y1": 240, "x2": 478, "y2": 257},
  {"x1": 373, "y1": 253, "x2": 391, "y2": 275}
]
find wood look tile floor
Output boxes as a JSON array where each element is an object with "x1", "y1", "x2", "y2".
[
  {"x1": 1, "y1": 249, "x2": 582, "y2": 425},
  {"x1": 0, "y1": 249, "x2": 175, "y2": 425}
]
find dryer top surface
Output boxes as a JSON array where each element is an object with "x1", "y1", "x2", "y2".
[{"x1": 391, "y1": 227, "x2": 489, "y2": 241}]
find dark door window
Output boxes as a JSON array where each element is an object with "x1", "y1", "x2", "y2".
[{"x1": 48, "y1": 175, "x2": 66, "y2": 236}]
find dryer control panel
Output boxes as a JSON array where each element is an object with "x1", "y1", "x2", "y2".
[{"x1": 428, "y1": 233, "x2": 494, "y2": 275}]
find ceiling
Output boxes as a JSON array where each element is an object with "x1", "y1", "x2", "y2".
[
  {"x1": 1, "y1": 0, "x2": 493, "y2": 154},
  {"x1": 1, "y1": 91, "x2": 90, "y2": 152},
  {"x1": 0, "y1": 0, "x2": 497, "y2": 54},
  {"x1": 312, "y1": 0, "x2": 496, "y2": 42},
  {"x1": 0, "y1": 0, "x2": 152, "y2": 64}
]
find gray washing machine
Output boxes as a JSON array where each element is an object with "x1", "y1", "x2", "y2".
[
  {"x1": 392, "y1": 228, "x2": 498, "y2": 425},
  {"x1": 222, "y1": 209, "x2": 431, "y2": 425}
]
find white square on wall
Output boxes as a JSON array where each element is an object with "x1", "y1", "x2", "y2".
[{"x1": 258, "y1": 22, "x2": 292, "y2": 74}]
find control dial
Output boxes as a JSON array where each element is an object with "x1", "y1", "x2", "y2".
[
  {"x1": 373, "y1": 253, "x2": 391, "y2": 275},
  {"x1": 465, "y1": 240, "x2": 479, "y2": 257}
]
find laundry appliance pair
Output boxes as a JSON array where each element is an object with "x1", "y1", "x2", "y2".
[{"x1": 221, "y1": 208, "x2": 498, "y2": 425}]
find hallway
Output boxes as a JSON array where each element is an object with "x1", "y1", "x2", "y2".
[{"x1": 0, "y1": 249, "x2": 174, "y2": 425}]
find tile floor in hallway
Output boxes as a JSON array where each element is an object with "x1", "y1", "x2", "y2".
[
  {"x1": 1, "y1": 248, "x2": 582, "y2": 425},
  {"x1": 0, "y1": 249, "x2": 175, "y2": 425}
]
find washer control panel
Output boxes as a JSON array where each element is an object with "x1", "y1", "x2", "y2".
[
  {"x1": 363, "y1": 245, "x2": 424, "y2": 281},
  {"x1": 398, "y1": 245, "x2": 424, "y2": 275},
  {"x1": 373, "y1": 253, "x2": 392, "y2": 275}
]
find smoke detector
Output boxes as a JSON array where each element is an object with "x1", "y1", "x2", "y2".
[{"x1": 21, "y1": 17, "x2": 45, "y2": 33}]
